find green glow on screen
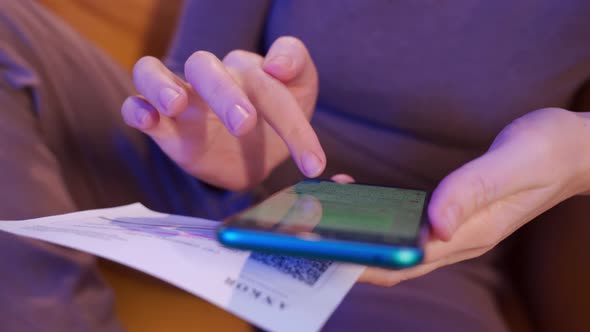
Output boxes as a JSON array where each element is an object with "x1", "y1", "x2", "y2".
[{"x1": 239, "y1": 181, "x2": 426, "y2": 241}]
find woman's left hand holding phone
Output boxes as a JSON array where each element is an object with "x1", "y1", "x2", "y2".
[{"x1": 353, "y1": 109, "x2": 590, "y2": 287}]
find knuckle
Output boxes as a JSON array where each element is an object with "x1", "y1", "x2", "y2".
[
  {"x1": 501, "y1": 108, "x2": 571, "y2": 151},
  {"x1": 503, "y1": 116, "x2": 539, "y2": 139},
  {"x1": 511, "y1": 123, "x2": 554, "y2": 157},
  {"x1": 509, "y1": 109, "x2": 583, "y2": 183},
  {"x1": 224, "y1": 50, "x2": 262, "y2": 71},
  {"x1": 188, "y1": 50, "x2": 215, "y2": 64},
  {"x1": 531, "y1": 108, "x2": 578, "y2": 145},
  {"x1": 132, "y1": 56, "x2": 159, "y2": 86},
  {"x1": 185, "y1": 51, "x2": 216, "y2": 76},
  {"x1": 133, "y1": 56, "x2": 156, "y2": 76},
  {"x1": 223, "y1": 49, "x2": 249, "y2": 64},
  {"x1": 535, "y1": 107, "x2": 570, "y2": 120},
  {"x1": 276, "y1": 36, "x2": 304, "y2": 49}
]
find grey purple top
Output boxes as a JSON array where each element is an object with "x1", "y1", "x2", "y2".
[{"x1": 167, "y1": 0, "x2": 590, "y2": 191}]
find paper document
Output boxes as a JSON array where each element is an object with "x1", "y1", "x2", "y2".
[{"x1": 0, "y1": 203, "x2": 364, "y2": 332}]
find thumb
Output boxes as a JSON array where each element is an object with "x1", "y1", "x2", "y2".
[{"x1": 428, "y1": 135, "x2": 542, "y2": 241}]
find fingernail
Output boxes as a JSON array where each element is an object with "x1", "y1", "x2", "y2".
[
  {"x1": 227, "y1": 104, "x2": 250, "y2": 133},
  {"x1": 301, "y1": 150, "x2": 323, "y2": 177},
  {"x1": 159, "y1": 87, "x2": 180, "y2": 112},
  {"x1": 266, "y1": 55, "x2": 293, "y2": 70},
  {"x1": 444, "y1": 204, "x2": 461, "y2": 235},
  {"x1": 134, "y1": 108, "x2": 151, "y2": 127}
]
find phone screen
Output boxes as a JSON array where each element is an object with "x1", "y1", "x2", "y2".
[{"x1": 228, "y1": 180, "x2": 428, "y2": 246}]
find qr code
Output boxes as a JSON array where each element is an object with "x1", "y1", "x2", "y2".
[{"x1": 250, "y1": 252, "x2": 333, "y2": 286}]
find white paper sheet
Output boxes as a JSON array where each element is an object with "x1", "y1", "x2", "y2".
[{"x1": 0, "y1": 203, "x2": 364, "y2": 332}]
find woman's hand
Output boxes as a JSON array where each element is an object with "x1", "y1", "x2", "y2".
[
  {"x1": 359, "y1": 108, "x2": 590, "y2": 286},
  {"x1": 121, "y1": 37, "x2": 324, "y2": 191}
]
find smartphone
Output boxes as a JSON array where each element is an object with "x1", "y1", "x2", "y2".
[{"x1": 216, "y1": 180, "x2": 429, "y2": 269}]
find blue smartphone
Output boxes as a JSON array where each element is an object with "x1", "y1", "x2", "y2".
[{"x1": 216, "y1": 180, "x2": 429, "y2": 269}]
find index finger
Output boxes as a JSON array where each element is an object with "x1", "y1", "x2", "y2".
[{"x1": 222, "y1": 51, "x2": 327, "y2": 178}]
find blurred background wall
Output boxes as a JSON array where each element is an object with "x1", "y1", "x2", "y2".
[{"x1": 40, "y1": 0, "x2": 182, "y2": 69}]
